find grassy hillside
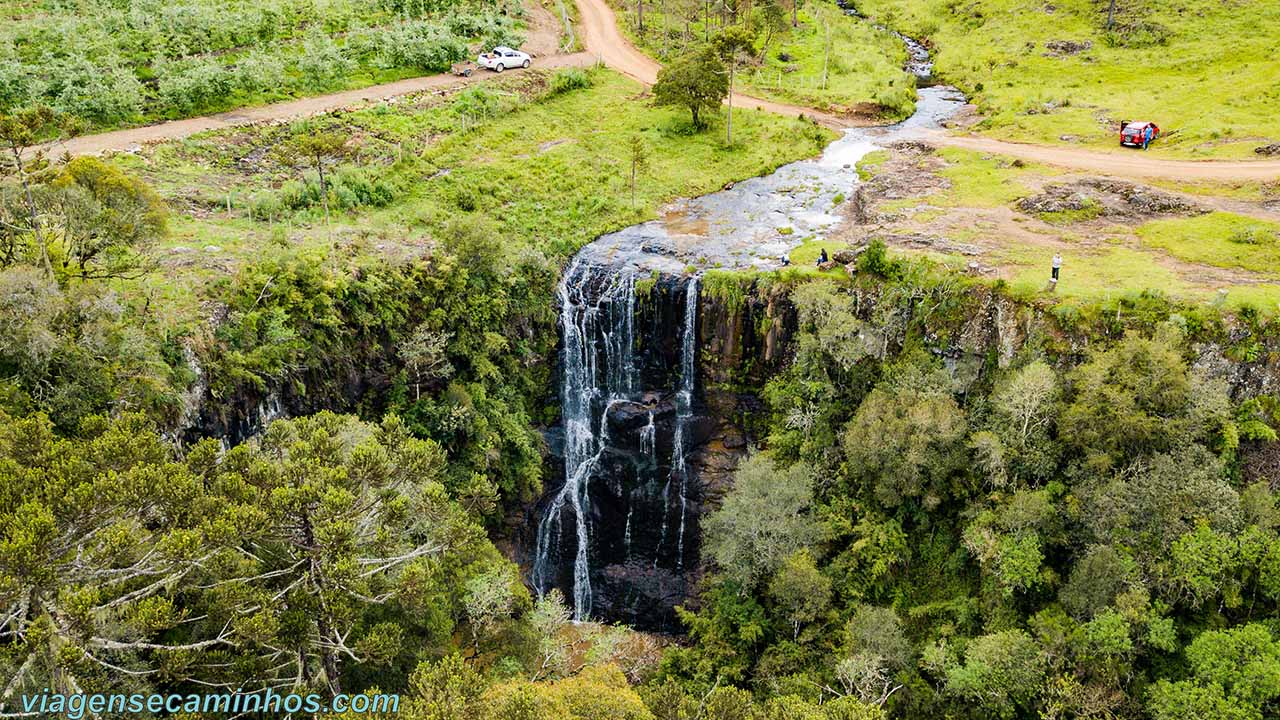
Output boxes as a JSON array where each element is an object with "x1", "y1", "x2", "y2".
[
  {"x1": 855, "y1": 0, "x2": 1280, "y2": 157},
  {"x1": 611, "y1": 0, "x2": 916, "y2": 118}
]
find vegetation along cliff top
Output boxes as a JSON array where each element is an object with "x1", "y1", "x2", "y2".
[{"x1": 0, "y1": 0, "x2": 1279, "y2": 718}]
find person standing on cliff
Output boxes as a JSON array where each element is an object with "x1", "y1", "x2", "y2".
[{"x1": 1051, "y1": 253, "x2": 1062, "y2": 283}]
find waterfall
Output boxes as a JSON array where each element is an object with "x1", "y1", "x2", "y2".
[
  {"x1": 532, "y1": 261, "x2": 639, "y2": 621},
  {"x1": 531, "y1": 267, "x2": 703, "y2": 626}
]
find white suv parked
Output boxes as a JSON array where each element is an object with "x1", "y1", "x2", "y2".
[{"x1": 478, "y1": 47, "x2": 531, "y2": 73}]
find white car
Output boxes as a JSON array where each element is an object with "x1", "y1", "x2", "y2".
[{"x1": 477, "y1": 46, "x2": 531, "y2": 73}]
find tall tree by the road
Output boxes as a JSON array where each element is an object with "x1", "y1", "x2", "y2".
[
  {"x1": 653, "y1": 45, "x2": 729, "y2": 130},
  {"x1": 276, "y1": 128, "x2": 351, "y2": 232}
]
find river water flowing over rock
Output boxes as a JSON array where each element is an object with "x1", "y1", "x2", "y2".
[{"x1": 527, "y1": 60, "x2": 966, "y2": 630}]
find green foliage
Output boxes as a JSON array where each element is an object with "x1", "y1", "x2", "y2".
[
  {"x1": 1059, "y1": 329, "x2": 1230, "y2": 473},
  {"x1": 943, "y1": 630, "x2": 1045, "y2": 718},
  {"x1": 0, "y1": 0, "x2": 531, "y2": 128},
  {"x1": 653, "y1": 45, "x2": 729, "y2": 130},
  {"x1": 840, "y1": 361, "x2": 968, "y2": 508},
  {"x1": 704, "y1": 454, "x2": 820, "y2": 588},
  {"x1": 550, "y1": 68, "x2": 594, "y2": 95}
]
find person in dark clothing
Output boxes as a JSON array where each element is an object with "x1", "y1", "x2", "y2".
[{"x1": 816, "y1": 248, "x2": 828, "y2": 266}]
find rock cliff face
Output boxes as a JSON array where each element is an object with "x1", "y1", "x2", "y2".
[{"x1": 522, "y1": 270, "x2": 801, "y2": 631}]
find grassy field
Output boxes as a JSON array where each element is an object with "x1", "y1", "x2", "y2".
[
  {"x1": 108, "y1": 67, "x2": 835, "y2": 326},
  {"x1": 854, "y1": 0, "x2": 1280, "y2": 158},
  {"x1": 851, "y1": 145, "x2": 1280, "y2": 311},
  {"x1": 610, "y1": 0, "x2": 915, "y2": 118},
  {"x1": 0, "y1": 0, "x2": 527, "y2": 129}
]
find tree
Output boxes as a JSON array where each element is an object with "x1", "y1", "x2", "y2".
[
  {"x1": 703, "y1": 454, "x2": 819, "y2": 587},
  {"x1": 840, "y1": 364, "x2": 968, "y2": 508},
  {"x1": 989, "y1": 360, "x2": 1060, "y2": 482},
  {"x1": 277, "y1": 128, "x2": 351, "y2": 230},
  {"x1": 0, "y1": 107, "x2": 59, "y2": 275},
  {"x1": 401, "y1": 324, "x2": 454, "y2": 400},
  {"x1": 1147, "y1": 624, "x2": 1280, "y2": 720},
  {"x1": 766, "y1": 549, "x2": 832, "y2": 640},
  {"x1": 653, "y1": 45, "x2": 728, "y2": 130},
  {"x1": 714, "y1": 26, "x2": 756, "y2": 144},
  {"x1": 627, "y1": 135, "x2": 649, "y2": 208},
  {"x1": 47, "y1": 156, "x2": 166, "y2": 278},
  {"x1": 1084, "y1": 446, "x2": 1241, "y2": 562},
  {"x1": 943, "y1": 630, "x2": 1046, "y2": 718},
  {"x1": 1059, "y1": 330, "x2": 1230, "y2": 473}
]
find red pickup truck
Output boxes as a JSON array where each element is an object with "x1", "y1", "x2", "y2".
[{"x1": 1120, "y1": 121, "x2": 1160, "y2": 149}]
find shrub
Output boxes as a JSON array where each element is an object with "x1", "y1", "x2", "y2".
[
  {"x1": 156, "y1": 58, "x2": 235, "y2": 115},
  {"x1": 45, "y1": 54, "x2": 143, "y2": 124},
  {"x1": 1228, "y1": 226, "x2": 1277, "y2": 245},
  {"x1": 297, "y1": 31, "x2": 355, "y2": 91},
  {"x1": 234, "y1": 51, "x2": 287, "y2": 94},
  {"x1": 549, "y1": 68, "x2": 592, "y2": 95},
  {"x1": 250, "y1": 191, "x2": 285, "y2": 221}
]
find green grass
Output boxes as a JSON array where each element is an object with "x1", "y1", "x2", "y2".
[
  {"x1": 854, "y1": 0, "x2": 1280, "y2": 158},
  {"x1": 856, "y1": 149, "x2": 891, "y2": 180},
  {"x1": 932, "y1": 148, "x2": 1039, "y2": 207},
  {"x1": 114, "y1": 68, "x2": 835, "y2": 323},
  {"x1": 1137, "y1": 212, "x2": 1280, "y2": 275},
  {"x1": 611, "y1": 1, "x2": 914, "y2": 117},
  {"x1": 787, "y1": 237, "x2": 846, "y2": 274}
]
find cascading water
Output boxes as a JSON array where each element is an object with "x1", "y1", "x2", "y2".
[
  {"x1": 532, "y1": 260, "x2": 640, "y2": 621},
  {"x1": 655, "y1": 277, "x2": 699, "y2": 571},
  {"x1": 531, "y1": 265, "x2": 704, "y2": 627}
]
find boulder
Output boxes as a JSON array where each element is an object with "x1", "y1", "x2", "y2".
[
  {"x1": 1256, "y1": 144, "x2": 1280, "y2": 156},
  {"x1": 833, "y1": 248, "x2": 860, "y2": 265},
  {"x1": 1044, "y1": 39, "x2": 1092, "y2": 56},
  {"x1": 1017, "y1": 185, "x2": 1093, "y2": 214}
]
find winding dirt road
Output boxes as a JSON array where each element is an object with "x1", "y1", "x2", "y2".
[
  {"x1": 569, "y1": 0, "x2": 1280, "y2": 182},
  {"x1": 38, "y1": 0, "x2": 1280, "y2": 183},
  {"x1": 39, "y1": 1, "x2": 590, "y2": 158},
  {"x1": 573, "y1": 0, "x2": 849, "y2": 127},
  {"x1": 926, "y1": 133, "x2": 1280, "y2": 182}
]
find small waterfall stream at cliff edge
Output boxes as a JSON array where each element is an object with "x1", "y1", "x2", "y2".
[{"x1": 528, "y1": 30, "x2": 965, "y2": 630}]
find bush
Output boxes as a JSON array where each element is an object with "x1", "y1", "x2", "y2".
[
  {"x1": 549, "y1": 68, "x2": 592, "y2": 95},
  {"x1": 377, "y1": 21, "x2": 468, "y2": 72},
  {"x1": 156, "y1": 58, "x2": 235, "y2": 115},
  {"x1": 297, "y1": 31, "x2": 355, "y2": 91},
  {"x1": 45, "y1": 54, "x2": 143, "y2": 124},
  {"x1": 234, "y1": 51, "x2": 287, "y2": 94},
  {"x1": 1228, "y1": 226, "x2": 1277, "y2": 245},
  {"x1": 250, "y1": 191, "x2": 285, "y2": 221}
]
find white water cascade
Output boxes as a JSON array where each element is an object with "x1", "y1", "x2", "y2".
[{"x1": 532, "y1": 261, "x2": 639, "y2": 621}]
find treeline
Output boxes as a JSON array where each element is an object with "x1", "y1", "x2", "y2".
[{"x1": 651, "y1": 256, "x2": 1280, "y2": 720}]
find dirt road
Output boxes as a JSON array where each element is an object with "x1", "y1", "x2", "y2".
[
  {"x1": 37, "y1": 0, "x2": 1280, "y2": 183},
  {"x1": 571, "y1": 0, "x2": 1280, "y2": 182},
  {"x1": 927, "y1": 133, "x2": 1280, "y2": 182},
  {"x1": 38, "y1": 3, "x2": 588, "y2": 158},
  {"x1": 573, "y1": 0, "x2": 850, "y2": 127}
]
